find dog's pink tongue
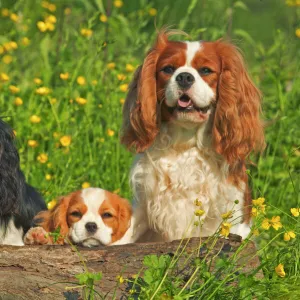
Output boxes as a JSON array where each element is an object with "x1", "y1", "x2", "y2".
[{"x1": 178, "y1": 99, "x2": 192, "y2": 108}]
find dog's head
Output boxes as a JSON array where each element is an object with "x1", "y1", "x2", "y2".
[
  {"x1": 121, "y1": 30, "x2": 264, "y2": 165},
  {"x1": 36, "y1": 188, "x2": 131, "y2": 247}
]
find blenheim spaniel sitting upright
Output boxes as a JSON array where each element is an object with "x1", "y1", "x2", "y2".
[{"x1": 121, "y1": 30, "x2": 265, "y2": 242}]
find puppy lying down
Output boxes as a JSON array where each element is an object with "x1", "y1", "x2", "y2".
[{"x1": 24, "y1": 187, "x2": 132, "y2": 247}]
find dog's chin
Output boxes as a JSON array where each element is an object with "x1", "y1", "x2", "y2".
[{"x1": 81, "y1": 238, "x2": 102, "y2": 248}]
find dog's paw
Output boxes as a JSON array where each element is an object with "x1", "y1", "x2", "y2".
[{"x1": 24, "y1": 227, "x2": 52, "y2": 245}]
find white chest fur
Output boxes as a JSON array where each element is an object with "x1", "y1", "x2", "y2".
[{"x1": 130, "y1": 123, "x2": 247, "y2": 241}]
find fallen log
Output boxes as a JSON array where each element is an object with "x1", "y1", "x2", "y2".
[{"x1": 0, "y1": 234, "x2": 260, "y2": 300}]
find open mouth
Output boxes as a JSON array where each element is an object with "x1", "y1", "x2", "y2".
[{"x1": 176, "y1": 94, "x2": 211, "y2": 113}]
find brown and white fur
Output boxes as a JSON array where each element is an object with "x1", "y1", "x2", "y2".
[
  {"x1": 121, "y1": 30, "x2": 265, "y2": 242},
  {"x1": 24, "y1": 188, "x2": 132, "y2": 247}
]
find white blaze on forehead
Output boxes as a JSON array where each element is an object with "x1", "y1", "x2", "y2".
[
  {"x1": 185, "y1": 41, "x2": 202, "y2": 66},
  {"x1": 81, "y1": 187, "x2": 105, "y2": 212}
]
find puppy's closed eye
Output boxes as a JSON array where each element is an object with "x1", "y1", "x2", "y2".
[
  {"x1": 70, "y1": 211, "x2": 82, "y2": 218},
  {"x1": 102, "y1": 212, "x2": 113, "y2": 219}
]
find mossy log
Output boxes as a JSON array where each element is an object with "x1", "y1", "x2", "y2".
[{"x1": 0, "y1": 234, "x2": 260, "y2": 300}]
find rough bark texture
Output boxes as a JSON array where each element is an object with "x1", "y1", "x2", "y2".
[{"x1": 0, "y1": 234, "x2": 260, "y2": 300}]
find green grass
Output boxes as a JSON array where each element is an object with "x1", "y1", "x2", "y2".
[{"x1": 1, "y1": 0, "x2": 300, "y2": 299}]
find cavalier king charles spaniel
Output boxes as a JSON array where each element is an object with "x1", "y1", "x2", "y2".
[
  {"x1": 24, "y1": 188, "x2": 132, "y2": 247},
  {"x1": 121, "y1": 30, "x2": 265, "y2": 242},
  {"x1": 0, "y1": 119, "x2": 46, "y2": 246}
]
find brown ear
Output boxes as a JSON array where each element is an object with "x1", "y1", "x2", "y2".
[
  {"x1": 213, "y1": 41, "x2": 265, "y2": 167},
  {"x1": 121, "y1": 31, "x2": 169, "y2": 152},
  {"x1": 35, "y1": 195, "x2": 72, "y2": 236},
  {"x1": 116, "y1": 197, "x2": 132, "y2": 239}
]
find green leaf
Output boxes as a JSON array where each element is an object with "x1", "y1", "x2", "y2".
[{"x1": 233, "y1": 1, "x2": 249, "y2": 11}]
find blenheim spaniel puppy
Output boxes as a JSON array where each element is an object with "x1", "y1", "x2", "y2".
[
  {"x1": 24, "y1": 188, "x2": 132, "y2": 247},
  {"x1": 121, "y1": 30, "x2": 265, "y2": 242}
]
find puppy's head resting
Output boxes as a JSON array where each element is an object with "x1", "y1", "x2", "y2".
[{"x1": 36, "y1": 188, "x2": 132, "y2": 247}]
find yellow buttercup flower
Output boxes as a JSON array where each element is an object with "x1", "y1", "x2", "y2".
[
  {"x1": 120, "y1": 98, "x2": 125, "y2": 104},
  {"x1": 42, "y1": 1, "x2": 56, "y2": 12},
  {"x1": 28, "y1": 140, "x2": 38, "y2": 148},
  {"x1": 221, "y1": 211, "x2": 233, "y2": 220},
  {"x1": 120, "y1": 83, "x2": 128, "y2": 92},
  {"x1": 291, "y1": 208, "x2": 300, "y2": 217},
  {"x1": 1, "y1": 8, "x2": 10, "y2": 17},
  {"x1": 107, "y1": 129, "x2": 115, "y2": 137},
  {"x1": 9, "y1": 41, "x2": 18, "y2": 50},
  {"x1": 252, "y1": 197, "x2": 266, "y2": 215},
  {"x1": 194, "y1": 209, "x2": 205, "y2": 217},
  {"x1": 220, "y1": 222, "x2": 232, "y2": 237},
  {"x1": 37, "y1": 21, "x2": 48, "y2": 32},
  {"x1": 36, "y1": 87, "x2": 51, "y2": 95},
  {"x1": 100, "y1": 14, "x2": 108, "y2": 22},
  {"x1": 14, "y1": 97, "x2": 23, "y2": 106},
  {"x1": 252, "y1": 229, "x2": 259, "y2": 236},
  {"x1": 47, "y1": 199, "x2": 57, "y2": 210},
  {"x1": 37, "y1": 153, "x2": 48, "y2": 163},
  {"x1": 45, "y1": 22, "x2": 55, "y2": 31},
  {"x1": 270, "y1": 216, "x2": 283, "y2": 230},
  {"x1": 275, "y1": 264, "x2": 286, "y2": 278},
  {"x1": 0, "y1": 73, "x2": 10, "y2": 82},
  {"x1": 148, "y1": 8, "x2": 157, "y2": 16},
  {"x1": 60, "y1": 72, "x2": 69, "y2": 80},
  {"x1": 92, "y1": 80, "x2": 97, "y2": 86},
  {"x1": 10, "y1": 13, "x2": 19, "y2": 22},
  {"x1": 0, "y1": 46, "x2": 4, "y2": 54},
  {"x1": 60, "y1": 135, "x2": 72, "y2": 147},
  {"x1": 21, "y1": 37, "x2": 30, "y2": 46},
  {"x1": 13, "y1": 130, "x2": 17, "y2": 136},
  {"x1": 284, "y1": 231, "x2": 296, "y2": 241},
  {"x1": 30, "y1": 115, "x2": 41, "y2": 124},
  {"x1": 3, "y1": 55, "x2": 13, "y2": 64},
  {"x1": 116, "y1": 275, "x2": 124, "y2": 283},
  {"x1": 77, "y1": 76, "x2": 86, "y2": 85},
  {"x1": 295, "y1": 29, "x2": 300, "y2": 38},
  {"x1": 82, "y1": 182, "x2": 91, "y2": 189},
  {"x1": 45, "y1": 15, "x2": 56, "y2": 23},
  {"x1": 45, "y1": 174, "x2": 52, "y2": 181},
  {"x1": 9, "y1": 85, "x2": 20, "y2": 94},
  {"x1": 76, "y1": 97, "x2": 87, "y2": 105},
  {"x1": 194, "y1": 199, "x2": 202, "y2": 207},
  {"x1": 114, "y1": 0, "x2": 123, "y2": 8},
  {"x1": 261, "y1": 218, "x2": 271, "y2": 230},
  {"x1": 117, "y1": 74, "x2": 126, "y2": 81},
  {"x1": 34, "y1": 78, "x2": 43, "y2": 85},
  {"x1": 251, "y1": 207, "x2": 258, "y2": 217},
  {"x1": 125, "y1": 64, "x2": 135, "y2": 72},
  {"x1": 80, "y1": 28, "x2": 93, "y2": 37},
  {"x1": 107, "y1": 62, "x2": 116, "y2": 69}
]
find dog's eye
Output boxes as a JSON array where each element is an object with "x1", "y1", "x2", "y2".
[
  {"x1": 102, "y1": 212, "x2": 113, "y2": 219},
  {"x1": 70, "y1": 211, "x2": 82, "y2": 218},
  {"x1": 161, "y1": 65, "x2": 175, "y2": 74},
  {"x1": 199, "y1": 67, "x2": 213, "y2": 76}
]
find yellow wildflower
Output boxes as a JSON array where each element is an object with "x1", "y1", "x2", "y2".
[
  {"x1": 69, "y1": 99, "x2": 74, "y2": 104},
  {"x1": 37, "y1": 153, "x2": 48, "y2": 163},
  {"x1": 64, "y1": 8, "x2": 71, "y2": 15},
  {"x1": 45, "y1": 174, "x2": 52, "y2": 181},
  {"x1": 270, "y1": 216, "x2": 283, "y2": 230},
  {"x1": 1, "y1": 8, "x2": 10, "y2": 17},
  {"x1": 117, "y1": 74, "x2": 126, "y2": 81},
  {"x1": 60, "y1": 135, "x2": 72, "y2": 147},
  {"x1": 14, "y1": 97, "x2": 23, "y2": 106},
  {"x1": 107, "y1": 62, "x2": 116, "y2": 69},
  {"x1": 60, "y1": 72, "x2": 69, "y2": 80},
  {"x1": 80, "y1": 28, "x2": 93, "y2": 37},
  {"x1": 46, "y1": 22, "x2": 55, "y2": 31},
  {"x1": 13, "y1": 130, "x2": 17, "y2": 137},
  {"x1": 3, "y1": 55, "x2": 13, "y2": 64},
  {"x1": 21, "y1": 37, "x2": 30, "y2": 46},
  {"x1": 0, "y1": 46, "x2": 4, "y2": 54},
  {"x1": 120, "y1": 83, "x2": 128, "y2": 92},
  {"x1": 148, "y1": 8, "x2": 157, "y2": 16},
  {"x1": 194, "y1": 199, "x2": 202, "y2": 207},
  {"x1": 284, "y1": 231, "x2": 296, "y2": 241},
  {"x1": 125, "y1": 64, "x2": 135, "y2": 72},
  {"x1": 220, "y1": 222, "x2": 232, "y2": 237},
  {"x1": 76, "y1": 97, "x2": 87, "y2": 105},
  {"x1": 114, "y1": 0, "x2": 123, "y2": 8},
  {"x1": 77, "y1": 76, "x2": 86, "y2": 85},
  {"x1": 252, "y1": 229, "x2": 259, "y2": 236},
  {"x1": 50, "y1": 98, "x2": 57, "y2": 104},
  {"x1": 45, "y1": 15, "x2": 56, "y2": 23},
  {"x1": 10, "y1": 13, "x2": 19, "y2": 22},
  {"x1": 36, "y1": 87, "x2": 51, "y2": 95},
  {"x1": 92, "y1": 80, "x2": 97, "y2": 86},
  {"x1": 82, "y1": 182, "x2": 91, "y2": 189},
  {"x1": 252, "y1": 197, "x2": 266, "y2": 215},
  {"x1": 53, "y1": 132, "x2": 60, "y2": 138},
  {"x1": 296, "y1": 29, "x2": 300, "y2": 38},
  {"x1": 194, "y1": 209, "x2": 205, "y2": 217},
  {"x1": 9, "y1": 41, "x2": 18, "y2": 50},
  {"x1": 221, "y1": 211, "x2": 233, "y2": 220},
  {"x1": 42, "y1": 1, "x2": 56, "y2": 12},
  {"x1": 261, "y1": 218, "x2": 271, "y2": 230},
  {"x1": 37, "y1": 21, "x2": 48, "y2": 32},
  {"x1": 34, "y1": 78, "x2": 43, "y2": 85},
  {"x1": 251, "y1": 207, "x2": 258, "y2": 217},
  {"x1": 30, "y1": 115, "x2": 41, "y2": 124},
  {"x1": 47, "y1": 199, "x2": 57, "y2": 210},
  {"x1": 116, "y1": 275, "x2": 124, "y2": 283},
  {"x1": 100, "y1": 14, "x2": 108, "y2": 22},
  {"x1": 113, "y1": 188, "x2": 120, "y2": 194},
  {"x1": 275, "y1": 264, "x2": 286, "y2": 278},
  {"x1": 107, "y1": 129, "x2": 115, "y2": 137},
  {"x1": 252, "y1": 197, "x2": 265, "y2": 206},
  {"x1": 28, "y1": 140, "x2": 38, "y2": 148},
  {"x1": 0, "y1": 73, "x2": 10, "y2": 82},
  {"x1": 9, "y1": 85, "x2": 20, "y2": 94},
  {"x1": 291, "y1": 208, "x2": 300, "y2": 217},
  {"x1": 120, "y1": 98, "x2": 125, "y2": 104}
]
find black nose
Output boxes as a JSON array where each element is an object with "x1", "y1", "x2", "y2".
[
  {"x1": 175, "y1": 72, "x2": 195, "y2": 89},
  {"x1": 85, "y1": 222, "x2": 98, "y2": 233}
]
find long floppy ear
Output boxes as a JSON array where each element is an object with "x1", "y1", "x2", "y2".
[
  {"x1": 213, "y1": 41, "x2": 265, "y2": 167},
  {"x1": 120, "y1": 31, "x2": 169, "y2": 152},
  {"x1": 116, "y1": 196, "x2": 132, "y2": 239},
  {"x1": 35, "y1": 195, "x2": 72, "y2": 236}
]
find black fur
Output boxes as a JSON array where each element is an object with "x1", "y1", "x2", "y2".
[{"x1": 0, "y1": 119, "x2": 46, "y2": 239}]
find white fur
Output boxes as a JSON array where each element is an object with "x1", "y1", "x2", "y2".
[
  {"x1": 70, "y1": 188, "x2": 113, "y2": 247},
  {"x1": 0, "y1": 219, "x2": 24, "y2": 246}
]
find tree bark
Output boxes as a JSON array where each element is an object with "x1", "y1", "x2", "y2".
[{"x1": 0, "y1": 234, "x2": 260, "y2": 300}]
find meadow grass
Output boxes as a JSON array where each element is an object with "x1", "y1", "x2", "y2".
[{"x1": 0, "y1": 0, "x2": 300, "y2": 299}]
